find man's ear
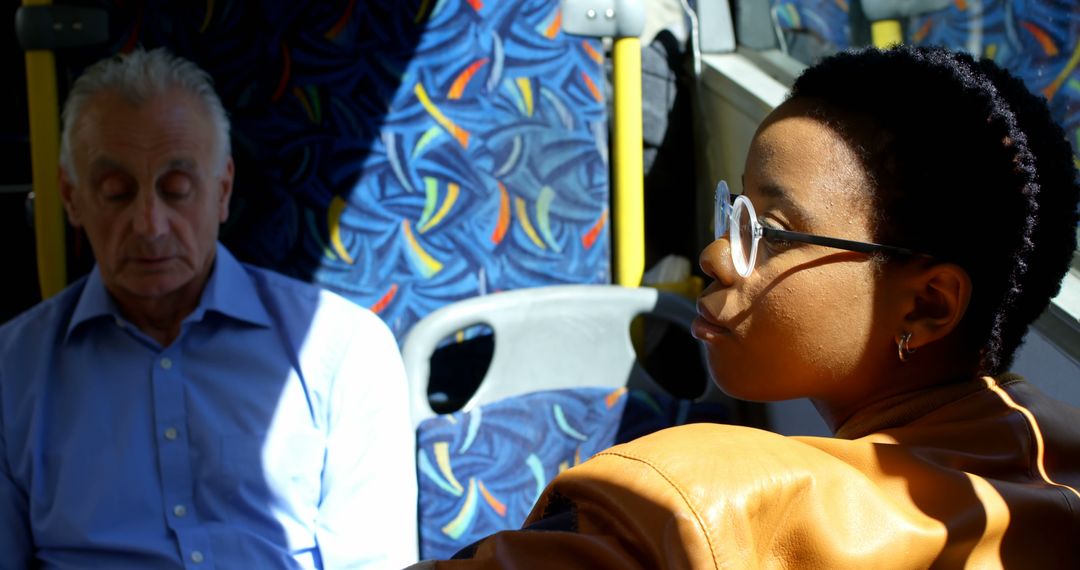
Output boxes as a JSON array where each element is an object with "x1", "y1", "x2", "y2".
[
  {"x1": 217, "y1": 157, "x2": 234, "y2": 224},
  {"x1": 897, "y1": 262, "x2": 972, "y2": 351},
  {"x1": 59, "y1": 168, "x2": 82, "y2": 228}
]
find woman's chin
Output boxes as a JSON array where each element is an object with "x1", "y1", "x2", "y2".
[{"x1": 708, "y1": 373, "x2": 786, "y2": 404}]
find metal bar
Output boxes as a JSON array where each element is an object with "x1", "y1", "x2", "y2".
[
  {"x1": 0, "y1": 185, "x2": 33, "y2": 195},
  {"x1": 23, "y1": 0, "x2": 68, "y2": 299},
  {"x1": 871, "y1": 20, "x2": 903, "y2": 48},
  {"x1": 612, "y1": 36, "x2": 644, "y2": 287}
]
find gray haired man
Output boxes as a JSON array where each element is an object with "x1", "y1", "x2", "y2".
[{"x1": 0, "y1": 48, "x2": 417, "y2": 568}]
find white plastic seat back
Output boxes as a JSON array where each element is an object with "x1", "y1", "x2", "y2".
[{"x1": 401, "y1": 284, "x2": 705, "y2": 427}]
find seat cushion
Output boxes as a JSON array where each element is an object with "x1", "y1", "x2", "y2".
[{"x1": 415, "y1": 386, "x2": 729, "y2": 559}]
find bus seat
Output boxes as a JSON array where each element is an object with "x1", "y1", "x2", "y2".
[
  {"x1": 770, "y1": 0, "x2": 1080, "y2": 175},
  {"x1": 769, "y1": 0, "x2": 853, "y2": 62},
  {"x1": 906, "y1": 3, "x2": 1080, "y2": 172},
  {"x1": 42, "y1": 0, "x2": 611, "y2": 339},
  {"x1": 402, "y1": 284, "x2": 732, "y2": 559}
]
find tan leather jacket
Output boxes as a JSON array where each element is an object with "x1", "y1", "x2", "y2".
[{"x1": 431, "y1": 375, "x2": 1080, "y2": 568}]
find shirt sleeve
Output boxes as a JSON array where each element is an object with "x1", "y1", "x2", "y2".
[
  {"x1": 0, "y1": 373, "x2": 33, "y2": 568},
  {"x1": 315, "y1": 304, "x2": 418, "y2": 569}
]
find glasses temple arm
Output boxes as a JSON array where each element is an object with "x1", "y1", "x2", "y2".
[{"x1": 764, "y1": 227, "x2": 921, "y2": 257}]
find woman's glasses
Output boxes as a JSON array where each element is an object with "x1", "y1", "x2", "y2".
[{"x1": 714, "y1": 180, "x2": 923, "y2": 278}]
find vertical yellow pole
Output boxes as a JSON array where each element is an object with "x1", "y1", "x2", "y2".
[
  {"x1": 871, "y1": 20, "x2": 903, "y2": 48},
  {"x1": 25, "y1": 52, "x2": 68, "y2": 300},
  {"x1": 23, "y1": 0, "x2": 68, "y2": 299},
  {"x1": 611, "y1": 36, "x2": 644, "y2": 287}
]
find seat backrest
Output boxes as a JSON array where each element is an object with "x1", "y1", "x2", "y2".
[
  {"x1": 905, "y1": 2, "x2": 1080, "y2": 167},
  {"x1": 406, "y1": 284, "x2": 731, "y2": 559},
  {"x1": 771, "y1": 1, "x2": 1080, "y2": 168},
  {"x1": 47, "y1": 0, "x2": 611, "y2": 340},
  {"x1": 416, "y1": 386, "x2": 628, "y2": 559},
  {"x1": 402, "y1": 284, "x2": 710, "y2": 426}
]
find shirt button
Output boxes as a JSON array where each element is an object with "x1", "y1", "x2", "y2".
[
  {"x1": 160, "y1": 357, "x2": 172, "y2": 370},
  {"x1": 164, "y1": 427, "x2": 178, "y2": 440},
  {"x1": 173, "y1": 504, "x2": 187, "y2": 517},
  {"x1": 190, "y1": 550, "x2": 204, "y2": 563}
]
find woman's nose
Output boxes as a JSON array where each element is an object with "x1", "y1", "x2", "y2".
[{"x1": 699, "y1": 237, "x2": 737, "y2": 288}]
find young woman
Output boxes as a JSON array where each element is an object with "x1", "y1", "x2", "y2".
[{"x1": 422, "y1": 45, "x2": 1080, "y2": 568}]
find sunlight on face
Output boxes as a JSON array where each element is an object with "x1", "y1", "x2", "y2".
[{"x1": 695, "y1": 98, "x2": 889, "y2": 404}]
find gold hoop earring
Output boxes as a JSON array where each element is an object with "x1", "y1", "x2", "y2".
[{"x1": 897, "y1": 332, "x2": 916, "y2": 363}]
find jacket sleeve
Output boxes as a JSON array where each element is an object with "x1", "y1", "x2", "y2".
[{"x1": 433, "y1": 423, "x2": 957, "y2": 570}]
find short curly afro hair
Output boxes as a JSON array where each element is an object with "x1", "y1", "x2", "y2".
[{"x1": 789, "y1": 45, "x2": 1080, "y2": 375}]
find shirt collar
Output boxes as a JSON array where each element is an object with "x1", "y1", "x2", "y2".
[
  {"x1": 65, "y1": 243, "x2": 272, "y2": 341},
  {"x1": 190, "y1": 244, "x2": 272, "y2": 328},
  {"x1": 66, "y1": 267, "x2": 119, "y2": 339}
]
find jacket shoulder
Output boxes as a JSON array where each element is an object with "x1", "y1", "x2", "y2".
[{"x1": 539, "y1": 423, "x2": 944, "y2": 569}]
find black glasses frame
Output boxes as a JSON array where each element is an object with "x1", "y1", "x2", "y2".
[
  {"x1": 759, "y1": 226, "x2": 920, "y2": 258},
  {"x1": 715, "y1": 180, "x2": 928, "y2": 278}
]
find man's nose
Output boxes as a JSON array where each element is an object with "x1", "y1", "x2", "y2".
[{"x1": 132, "y1": 191, "x2": 168, "y2": 238}]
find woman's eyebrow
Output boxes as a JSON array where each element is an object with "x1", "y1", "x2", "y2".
[{"x1": 754, "y1": 182, "x2": 816, "y2": 229}]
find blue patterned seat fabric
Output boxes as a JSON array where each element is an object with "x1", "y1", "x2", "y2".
[
  {"x1": 771, "y1": 0, "x2": 1080, "y2": 168},
  {"x1": 415, "y1": 386, "x2": 730, "y2": 560},
  {"x1": 907, "y1": 0, "x2": 1080, "y2": 170},
  {"x1": 55, "y1": 0, "x2": 610, "y2": 339}
]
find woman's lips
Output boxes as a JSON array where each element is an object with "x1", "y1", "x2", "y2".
[{"x1": 691, "y1": 308, "x2": 730, "y2": 340}]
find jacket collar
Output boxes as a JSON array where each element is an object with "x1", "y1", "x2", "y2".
[{"x1": 834, "y1": 377, "x2": 1006, "y2": 440}]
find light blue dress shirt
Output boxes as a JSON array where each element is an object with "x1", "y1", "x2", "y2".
[{"x1": 0, "y1": 245, "x2": 418, "y2": 569}]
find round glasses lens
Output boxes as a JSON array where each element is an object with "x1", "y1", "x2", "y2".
[
  {"x1": 730, "y1": 197, "x2": 757, "y2": 277},
  {"x1": 714, "y1": 181, "x2": 731, "y2": 241},
  {"x1": 739, "y1": 208, "x2": 755, "y2": 271}
]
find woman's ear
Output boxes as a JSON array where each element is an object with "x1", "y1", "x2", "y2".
[{"x1": 898, "y1": 262, "x2": 972, "y2": 351}]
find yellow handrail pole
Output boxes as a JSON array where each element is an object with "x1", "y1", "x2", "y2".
[
  {"x1": 871, "y1": 20, "x2": 903, "y2": 48},
  {"x1": 612, "y1": 35, "x2": 644, "y2": 287},
  {"x1": 23, "y1": 0, "x2": 68, "y2": 299}
]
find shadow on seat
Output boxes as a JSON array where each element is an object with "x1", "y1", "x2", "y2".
[{"x1": 402, "y1": 284, "x2": 733, "y2": 559}]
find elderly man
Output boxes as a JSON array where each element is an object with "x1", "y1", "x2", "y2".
[{"x1": 0, "y1": 48, "x2": 417, "y2": 568}]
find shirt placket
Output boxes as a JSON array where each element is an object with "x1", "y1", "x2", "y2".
[{"x1": 151, "y1": 351, "x2": 215, "y2": 569}]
